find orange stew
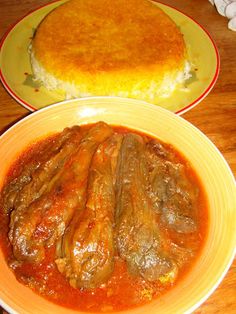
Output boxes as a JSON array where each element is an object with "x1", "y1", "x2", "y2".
[{"x1": 0, "y1": 125, "x2": 208, "y2": 312}]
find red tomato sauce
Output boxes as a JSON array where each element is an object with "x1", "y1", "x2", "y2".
[{"x1": 0, "y1": 125, "x2": 208, "y2": 312}]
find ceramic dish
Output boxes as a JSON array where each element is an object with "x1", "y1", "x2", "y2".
[
  {"x1": 0, "y1": 1, "x2": 219, "y2": 113},
  {"x1": 0, "y1": 97, "x2": 235, "y2": 314}
]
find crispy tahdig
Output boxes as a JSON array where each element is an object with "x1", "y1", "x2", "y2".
[{"x1": 30, "y1": 0, "x2": 191, "y2": 102}]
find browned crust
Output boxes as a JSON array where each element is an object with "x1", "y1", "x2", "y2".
[{"x1": 32, "y1": 0, "x2": 186, "y2": 81}]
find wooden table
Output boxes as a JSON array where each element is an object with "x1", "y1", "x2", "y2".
[{"x1": 0, "y1": 0, "x2": 235, "y2": 313}]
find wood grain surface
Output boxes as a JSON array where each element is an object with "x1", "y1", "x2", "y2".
[{"x1": 0, "y1": 0, "x2": 235, "y2": 313}]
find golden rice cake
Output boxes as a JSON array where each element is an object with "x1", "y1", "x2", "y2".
[{"x1": 30, "y1": 0, "x2": 190, "y2": 102}]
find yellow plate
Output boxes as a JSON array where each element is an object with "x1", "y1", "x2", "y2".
[
  {"x1": 0, "y1": 97, "x2": 235, "y2": 314},
  {"x1": 0, "y1": 1, "x2": 220, "y2": 113}
]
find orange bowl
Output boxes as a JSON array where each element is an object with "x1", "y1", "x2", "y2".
[{"x1": 0, "y1": 97, "x2": 235, "y2": 314}]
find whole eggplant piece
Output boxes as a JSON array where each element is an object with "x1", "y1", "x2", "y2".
[
  {"x1": 56, "y1": 134, "x2": 122, "y2": 288},
  {"x1": 8, "y1": 122, "x2": 113, "y2": 263},
  {"x1": 115, "y1": 133, "x2": 177, "y2": 282}
]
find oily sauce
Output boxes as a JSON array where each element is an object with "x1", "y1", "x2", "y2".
[{"x1": 0, "y1": 125, "x2": 208, "y2": 312}]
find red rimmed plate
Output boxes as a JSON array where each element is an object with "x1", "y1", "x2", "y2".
[{"x1": 0, "y1": 0, "x2": 219, "y2": 113}]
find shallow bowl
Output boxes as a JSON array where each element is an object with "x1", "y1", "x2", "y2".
[{"x1": 0, "y1": 97, "x2": 235, "y2": 314}]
